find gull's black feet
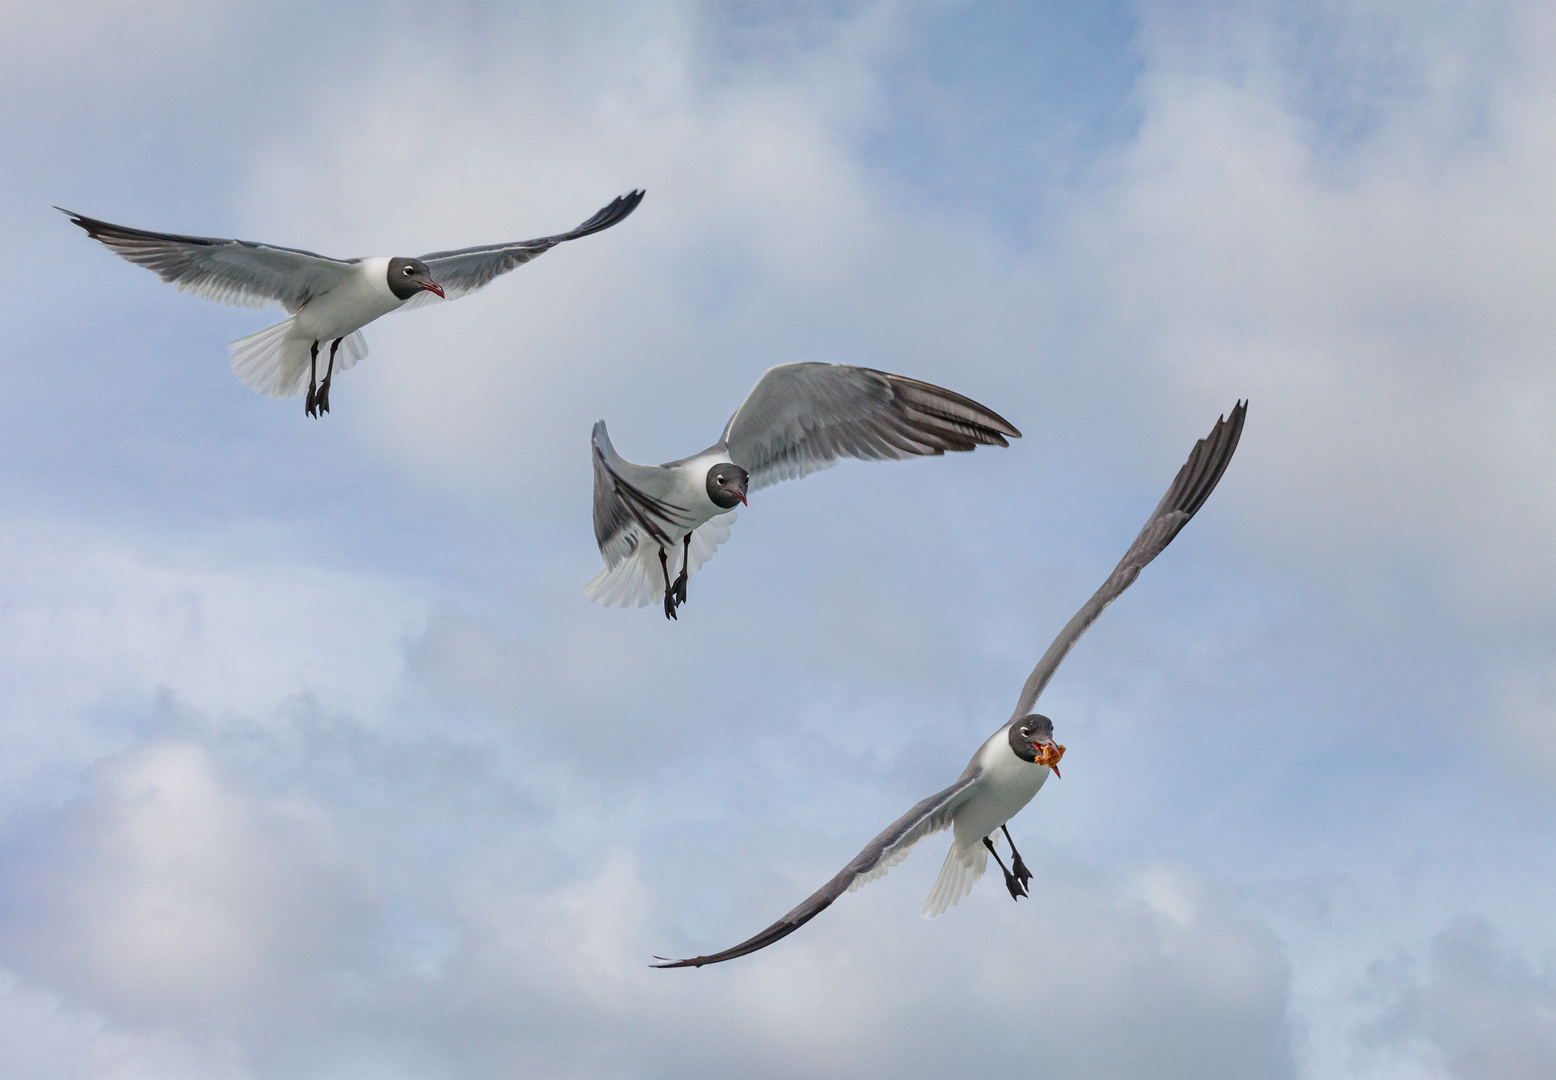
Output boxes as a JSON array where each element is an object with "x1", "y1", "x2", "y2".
[
  {"x1": 1010, "y1": 850, "x2": 1032, "y2": 890},
  {"x1": 317, "y1": 376, "x2": 332, "y2": 414},
  {"x1": 1002, "y1": 826, "x2": 1033, "y2": 890},
  {"x1": 659, "y1": 545, "x2": 684, "y2": 621},
  {"x1": 306, "y1": 340, "x2": 321, "y2": 418},
  {"x1": 984, "y1": 836, "x2": 1027, "y2": 901}
]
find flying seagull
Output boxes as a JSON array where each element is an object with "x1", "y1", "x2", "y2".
[
  {"x1": 588, "y1": 363, "x2": 1021, "y2": 619},
  {"x1": 59, "y1": 190, "x2": 645, "y2": 416},
  {"x1": 654, "y1": 400, "x2": 1246, "y2": 967}
]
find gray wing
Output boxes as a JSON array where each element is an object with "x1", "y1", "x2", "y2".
[
  {"x1": 591, "y1": 420, "x2": 701, "y2": 568},
  {"x1": 413, "y1": 190, "x2": 645, "y2": 304},
  {"x1": 58, "y1": 208, "x2": 356, "y2": 313},
  {"x1": 653, "y1": 766, "x2": 983, "y2": 969},
  {"x1": 721, "y1": 363, "x2": 1021, "y2": 492},
  {"x1": 1008, "y1": 400, "x2": 1247, "y2": 722}
]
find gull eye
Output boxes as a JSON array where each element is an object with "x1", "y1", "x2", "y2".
[{"x1": 403, "y1": 266, "x2": 414, "y2": 275}]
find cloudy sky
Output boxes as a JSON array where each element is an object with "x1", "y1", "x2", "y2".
[{"x1": 2, "y1": 2, "x2": 1554, "y2": 1077}]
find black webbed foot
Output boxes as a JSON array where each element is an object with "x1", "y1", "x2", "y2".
[
  {"x1": 317, "y1": 377, "x2": 332, "y2": 414},
  {"x1": 1010, "y1": 851, "x2": 1032, "y2": 889},
  {"x1": 1001, "y1": 825, "x2": 1033, "y2": 889},
  {"x1": 305, "y1": 381, "x2": 318, "y2": 417},
  {"x1": 984, "y1": 835, "x2": 1027, "y2": 902},
  {"x1": 659, "y1": 544, "x2": 685, "y2": 621}
]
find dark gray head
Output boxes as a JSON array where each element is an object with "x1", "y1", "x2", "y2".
[
  {"x1": 1009, "y1": 714, "x2": 1065, "y2": 775},
  {"x1": 387, "y1": 257, "x2": 446, "y2": 301},
  {"x1": 706, "y1": 463, "x2": 749, "y2": 510}
]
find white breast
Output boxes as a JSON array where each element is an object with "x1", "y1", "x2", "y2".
[
  {"x1": 952, "y1": 730, "x2": 1050, "y2": 845},
  {"x1": 294, "y1": 257, "x2": 404, "y2": 341}
]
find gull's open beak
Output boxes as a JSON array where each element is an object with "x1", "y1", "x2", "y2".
[
  {"x1": 1034, "y1": 742, "x2": 1066, "y2": 778},
  {"x1": 421, "y1": 280, "x2": 447, "y2": 299}
]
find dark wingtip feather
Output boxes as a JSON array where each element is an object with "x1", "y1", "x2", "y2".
[
  {"x1": 1168, "y1": 399, "x2": 1247, "y2": 521},
  {"x1": 566, "y1": 189, "x2": 646, "y2": 240}
]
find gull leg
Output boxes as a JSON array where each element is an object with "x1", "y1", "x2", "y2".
[
  {"x1": 660, "y1": 546, "x2": 678, "y2": 621},
  {"x1": 984, "y1": 835, "x2": 1027, "y2": 901},
  {"x1": 318, "y1": 337, "x2": 342, "y2": 414},
  {"x1": 1001, "y1": 825, "x2": 1033, "y2": 890},
  {"x1": 671, "y1": 533, "x2": 692, "y2": 608},
  {"x1": 305, "y1": 341, "x2": 320, "y2": 417}
]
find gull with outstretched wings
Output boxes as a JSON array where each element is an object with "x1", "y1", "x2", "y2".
[
  {"x1": 59, "y1": 191, "x2": 644, "y2": 416},
  {"x1": 654, "y1": 400, "x2": 1246, "y2": 967},
  {"x1": 587, "y1": 362, "x2": 1021, "y2": 619}
]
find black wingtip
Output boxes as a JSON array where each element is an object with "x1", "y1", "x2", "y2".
[
  {"x1": 566, "y1": 189, "x2": 646, "y2": 240},
  {"x1": 56, "y1": 206, "x2": 93, "y2": 231}
]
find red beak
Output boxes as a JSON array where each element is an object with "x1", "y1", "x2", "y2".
[
  {"x1": 422, "y1": 280, "x2": 446, "y2": 299},
  {"x1": 738, "y1": 493, "x2": 748, "y2": 506}
]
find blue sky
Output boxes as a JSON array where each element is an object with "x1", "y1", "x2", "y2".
[{"x1": 2, "y1": 3, "x2": 1554, "y2": 1077}]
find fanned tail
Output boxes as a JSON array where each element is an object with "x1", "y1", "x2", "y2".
[
  {"x1": 227, "y1": 322, "x2": 368, "y2": 398},
  {"x1": 228, "y1": 317, "x2": 307, "y2": 398},
  {"x1": 583, "y1": 513, "x2": 736, "y2": 608},
  {"x1": 921, "y1": 840, "x2": 988, "y2": 918}
]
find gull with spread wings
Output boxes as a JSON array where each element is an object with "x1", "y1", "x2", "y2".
[
  {"x1": 59, "y1": 191, "x2": 644, "y2": 416},
  {"x1": 587, "y1": 362, "x2": 1021, "y2": 619},
  {"x1": 654, "y1": 400, "x2": 1246, "y2": 967}
]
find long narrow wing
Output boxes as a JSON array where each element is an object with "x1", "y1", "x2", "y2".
[
  {"x1": 1008, "y1": 401, "x2": 1247, "y2": 722},
  {"x1": 591, "y1": 420, "x2": 700, "y2": 568},
  {"x1": 721, "y1": 363, "x2": 1020, "y2": 492},
  {"x1": 412, "y1": 190, "x2": 645, "y2": 303},
  {"x1": 653, "y1": 767, "x2": 984, "y2": 969},
  {"x1": 58, "y1": 208, "x2": 357, "y2": 313}
]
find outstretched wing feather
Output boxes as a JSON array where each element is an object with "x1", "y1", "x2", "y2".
[
  {"x1": 418, "y1": 190, "x2": 645, "y2": 301},
  {"x1": 721, "y1": 363, "x2": 1021, "y2": 492},
  {"x1": 653, "y1": 767, "x2": 984, "y2": 969},
  {"x1": 1007, "y1": 401, "x2": 1247, "y2": 722},
  {"x1": 58, "y1": 208, "x2": 355, "y2": 313}
]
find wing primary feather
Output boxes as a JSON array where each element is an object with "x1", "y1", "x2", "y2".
[
  {"x1": 1007, "y1": 401, "x2": 1246, "y2": 722},
  {"x1": 722, "y1": 363, "x2": 1021, "y2": 492},
  {"x1": 416, "y1": 191, "x2": 645, "y2": 300},
  {"x1": 653, "y1": 769, "x2": 982, "y2": 969},
  {"x1": 57, "y1": 207, "x2": 352, "y2": 312}
]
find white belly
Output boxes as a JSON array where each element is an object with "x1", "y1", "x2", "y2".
[
  {"x1": 953, "y1": 735, "x2": 1050, "y2": 845},
  {"x1": 293, "y1": 257, "x2": 403, "y2": 341}
]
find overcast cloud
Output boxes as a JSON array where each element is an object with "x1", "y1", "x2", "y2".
[{"x1": 1, "y1": 2, "x2": 1553, "y2": 1077}]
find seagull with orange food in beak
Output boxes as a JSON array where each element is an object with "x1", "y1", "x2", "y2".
[{"x1": 653, "y1": 400, "x2": 1246, "y2": 968}]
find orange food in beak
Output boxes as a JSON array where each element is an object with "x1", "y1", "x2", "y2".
[{"x1": 1033, "y1": 742, "x2": 1066, "y2": 777}]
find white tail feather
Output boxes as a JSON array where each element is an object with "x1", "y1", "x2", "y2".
[
  {"x1": 342, "y1": 330, "x2": 368, "y2": 366},
  {"x1": 228, "y1": 317, "x2": 307, "y2": 398},
  {"x1": 921, "y1": 840, "x2": 989, "y2": 918},
  {"x1": 228, "y1": 321, "x2": 370, "y2": 398},
  {"x1": 584, "y1": 513, "x2": 736, "y2": 607}
]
